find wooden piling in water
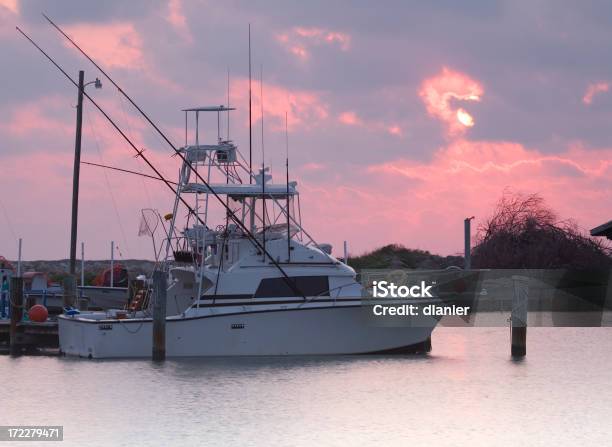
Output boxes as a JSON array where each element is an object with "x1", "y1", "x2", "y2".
[
  {"x1": 423, "y1": 336, "x2": 432, "y2": 353},
  {"x1": 9, "y1": 276, "x2": 24, "y2": 356},
  {"x1": 511, "y1": 275, "x2": 528, "y2": 358},
  {"x1": 152, "y1": 270, "x2": 167, "y2": 361}
]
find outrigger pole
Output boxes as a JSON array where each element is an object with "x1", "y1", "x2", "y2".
[
  {"x1": 285, "y1": 111, "x2": 291, "y2": 262},
  {"x1": 81, "y1": 161, "x2": 179, "y2": 185},
  {"x1": 260, "y1": 65, "x2": 266, "y2": 262},
  {"x1": 35, "y1": 16, "x2": 306, "y2": 299},
  {"x1": 248, "y1": 24, "x2": 253, "y2": 183}
]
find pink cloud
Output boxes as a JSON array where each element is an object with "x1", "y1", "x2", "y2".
[
  {"x1": 63, "y1": 22, "x2": 145, "y2": 70},
  {"x1": 300, "y1": 162, "x2": 326, "y2": 171},
  {"x1": 387, "y1": 125, "x2": 403, "y2": 136},
  {"x1": 294, "y1": 27, "x2": 351, "y2": 50},
  {"x1": 276, "y1": 27, "x2": 351, "y2": 59},
  {"x1": 0, "y1": 0, "x2": 18, "y2": 15},
  {"x1": 583, "y1": 82, "x2": 609, "y2": 105},
  {"x1": 0, "y1": 0, "x2": 17, "y2": 38},
  {"x1": 419, "y1": 67, "x2": 483, "y2": 136},
  {"x1": 324, "y1": 32, "x2": 351, "y2": 50},
  {"x1": 338, "y1": 111, "x2": 362, "y2": 126},
  {"x1": 61, "y1": 22, "x2": 180, "y2": 91},
  {"x1": 166, "y1": 0, "x2": 193, "y2": 44},
  {"x1": 231, "y1": 78, "x2": 328, "y2": 131},
  {"x1": 290, "y1": 45, "x2": 308, "y2": 59},
  {"x1": 337, "y1": 110, "x2": 404, "y2": 137},
  {"x1": 0, "y1": 95, "x2": 73, "y2": 137},
  {"x1": 297, "y1": 139, "x2": 612, "y2": 257}
]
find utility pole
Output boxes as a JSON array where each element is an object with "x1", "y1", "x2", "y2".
[
  {"x1": 70, "y1": 70, "x2": 84, "y2": 276},
  {"x1": 65, "y1": 70, "x2": 84, "y2": 308}
]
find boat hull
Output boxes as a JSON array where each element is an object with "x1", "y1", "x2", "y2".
[{"x1": 58, "y1": 305, "x2": 437, "y2": 358}]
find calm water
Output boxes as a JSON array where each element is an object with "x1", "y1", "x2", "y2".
[{"x1": 2, "y1": 327, "x2": 611, "y2": 446}]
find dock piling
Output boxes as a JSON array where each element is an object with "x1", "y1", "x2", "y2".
[
  {"x1": 152, "y1": 270, "x2": 167, "y2": 361},
  {"x1": 511, "y1": 275, "x2": 528, "y2": 358},
  {"x1": 110, "y1": 241, "x2": 114, "y2": 288},
  {"x1": 464, "y1": 217, "x2": 474, "y2": 270},
  {"x1": 17, "y1": 238, "x2": 22, "y2": 277},
  {"x1": 9, "y1": 276, "x2": 24, "y2": 356}
]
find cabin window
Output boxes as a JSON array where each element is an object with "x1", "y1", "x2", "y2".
[{"x1": 254, "y1": 276, "x2": 329, "y2": 298}]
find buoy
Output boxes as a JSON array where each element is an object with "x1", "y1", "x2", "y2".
[{"x1": 28, "y1": 304, "x2": 48, "y2": 322}]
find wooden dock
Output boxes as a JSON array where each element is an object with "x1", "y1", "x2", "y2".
[{"x1": 0, "y1": 319, "x2": 59, "y2": 354}]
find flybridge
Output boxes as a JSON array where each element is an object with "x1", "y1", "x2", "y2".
[{"x1": 180, "y1": 144, "x2": 238, "y2": 163}]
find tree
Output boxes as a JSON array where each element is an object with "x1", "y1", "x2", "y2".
[{"x1": 471, "y1": 192, "x2": 611, "y2": 269}]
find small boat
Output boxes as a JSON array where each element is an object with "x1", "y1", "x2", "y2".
[
  {"x1": 77, "y1": 286, "x2": 128, "y2": 310},
  {"x1": 77, "y1": 264, "x2": 130, "y2": 310},
  {"x1": 16, "y1": 271, "x2": 128, "y2": 313},
  {"x1": 59, "y1": 106, "x2": 439, "y2": 358},
  {"x1": 22, "y1": 272, "x2": 64, "y2": 312}
]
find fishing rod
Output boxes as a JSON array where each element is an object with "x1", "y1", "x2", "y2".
[
  {"x1": 82, "y1": 161, "x2": 179, "y2": 185},
  {"x1": 285, "y1": 111, "x2": 291, "y2": 262},
  {"x1": 15, "y1": 27, "x2": 205, "y2": 223},
  {"x1": 260, "y1": 65, "x2": 266, "y2": 263},
  {"x1": 248, "y1": 24, "x2": 253, "y2": 183},
  {"x1": 38, "y1": 17, "x2": 306, "y2": 299}
]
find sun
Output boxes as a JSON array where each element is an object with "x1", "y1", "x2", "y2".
[{"x1": 456, "y1": 108, "x2": 475, "y2": 127}]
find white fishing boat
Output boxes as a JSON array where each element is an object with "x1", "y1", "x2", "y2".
[{"x1": 58, "y1": 106, "x2": 440, "y2": 358}]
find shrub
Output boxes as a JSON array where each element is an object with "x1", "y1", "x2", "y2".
[{"x1": 471, "y1": 192, "x2": 611, "y2": 269}]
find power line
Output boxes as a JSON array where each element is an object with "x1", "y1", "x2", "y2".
[{"x1": 84, "y1": 107, "x2": 131, "y2": 256}]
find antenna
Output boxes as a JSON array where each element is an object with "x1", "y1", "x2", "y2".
[
  {"x1": 226, "y1": 67, "x2": 230, "y2": 141},
  {"x1": 248, "y1": 24, "x2": 253, "y2": 184},
  {"x1": 260, "y1": 65, "x2": 266, "y2": 261},
  {"x1": 285, "y1": 111, "x2": 291, "y2": 262}
]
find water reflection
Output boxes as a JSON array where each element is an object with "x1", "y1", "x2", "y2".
[{"x1": 2, "y1": 327, "x2": 611, "y2": 447}]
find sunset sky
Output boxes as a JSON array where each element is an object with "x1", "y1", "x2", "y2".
[{"x1": 1, "y1": 0, "x2": 611, "y2": 261}]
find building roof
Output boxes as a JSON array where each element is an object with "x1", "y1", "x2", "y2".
[{"x1": 590, "y1": 220, "x2": 612, "y2": 240}]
